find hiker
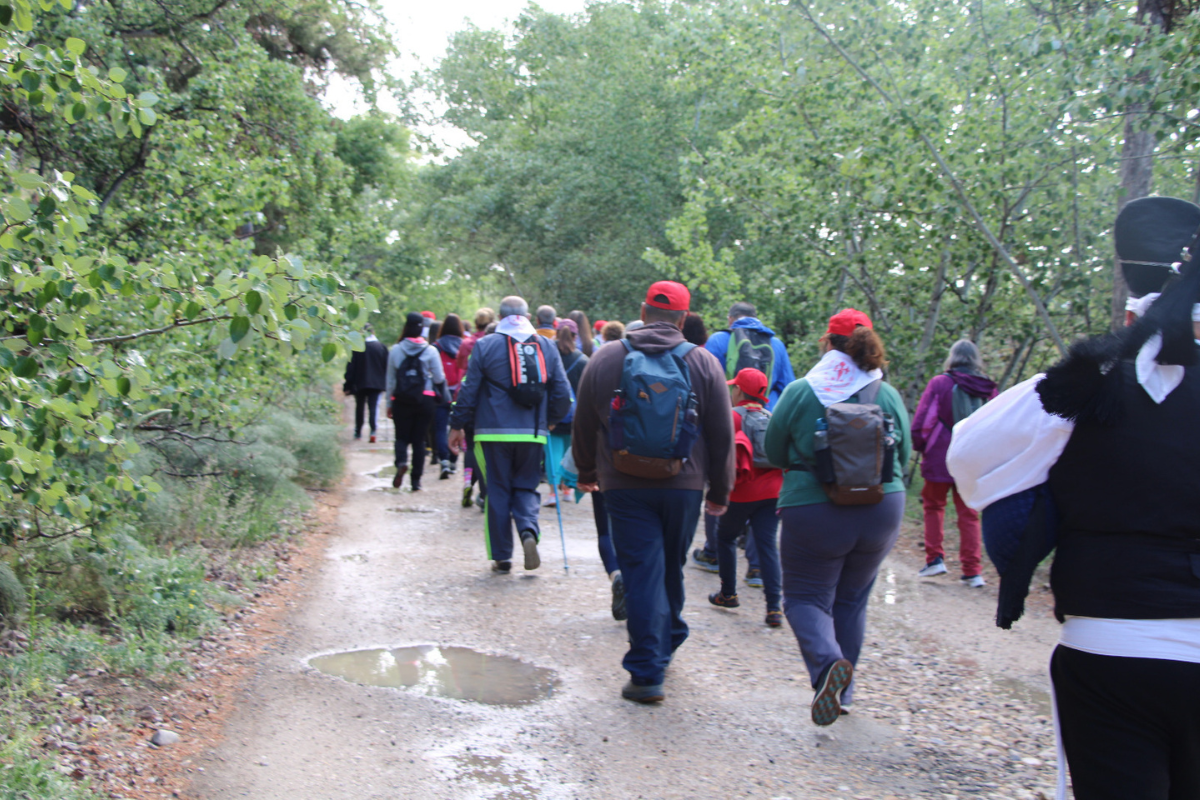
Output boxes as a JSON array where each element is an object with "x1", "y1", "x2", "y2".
[
  {"x1": 682, "y1": 312, "x2": 708, "y2": 346},
  {"x1": 911, "y1": 339, "x2": 997, "y2": 587},
  {"x1": 543, "y1": 319, "x2": 586, "y2": 505},
  {"x1": 457, "y1": 307, "x2": 495, "y2": 373},
  {"x1": 343, "y1": 323, "x2": 389, "y2": 442},
  {"x1": 705, "y1": 301, "x2": 796, "y2": 410},
  {"x1": 573, "y1": 280, "x2": 735, "y2": 704},
  {"x1": 567, "y1": 310, "x2": 595, "y2": 356},
  {"x1": 947, "y1": 196, "x2": 1200, "y2": 800},
  {"x1": 535, "y1": 305, "x2": 558, "y2": 339},
  {"x1": 599, "y1": 319, "x2": 625, "y2": 344},
  {"x1": 433, "y1": 314, "x2": 466, "y2": 480},
  {"x1": 457, "y1": 308, "x2": 495, "y2": 509},
  {"x1": 707, "y1": 368, "x2": 784, "y2": 628},
  {"x1": 419, "y1": 310, "x2": 436, "y2": 339},
  {"x1": 448, "y1": 296, "x2": 572, "y2": 573},
  {"x1": 385, "y1": 313, "x2": 449, "y2": 492},
  {"x1": 764, "y1": 308, "x2": 911, "y2": 726}
]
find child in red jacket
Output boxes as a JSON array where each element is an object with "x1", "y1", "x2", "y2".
[{"x1": 709, "y1": 368, "x2": 785, "y2": 627}]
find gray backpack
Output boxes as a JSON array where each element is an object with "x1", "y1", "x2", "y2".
[
  {"x1": 812, "y1": 380, "x2": 896, "y2": 506},
  {"x1": 733, "y1": 405, "x2": 774, "y2": 469}
]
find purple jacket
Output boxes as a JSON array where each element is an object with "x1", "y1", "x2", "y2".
[{"x1": 912, "y1": 371, "x2": 998, "y2": 483}]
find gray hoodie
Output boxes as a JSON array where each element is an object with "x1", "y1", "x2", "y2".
[{"x1": 385, "y1": 339, "x2": 446, "y2": 402}]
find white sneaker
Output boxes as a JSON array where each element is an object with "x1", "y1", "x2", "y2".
[
  {"x1": 918, "y1": 558, "x2": 947, "y2": 577},
  {"x1": 961, "y1": 575, "x2": 985, "y2": 588}
]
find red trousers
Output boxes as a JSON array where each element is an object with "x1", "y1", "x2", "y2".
[{"x1": 920, "y1": 480, "x2": 982, "y2": 577}]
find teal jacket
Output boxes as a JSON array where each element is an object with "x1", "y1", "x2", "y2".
[{"x1": 764, "y1": 377, "x2": 912, "y2": 508}]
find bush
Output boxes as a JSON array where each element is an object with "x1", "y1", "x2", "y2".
[{"x1": 0, "y1": 563, "x2": 25, "y2": 622}]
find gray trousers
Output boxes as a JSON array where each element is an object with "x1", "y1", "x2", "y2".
[{"x1": 779, "y1": 492, "x2": 905, "y2": 704}]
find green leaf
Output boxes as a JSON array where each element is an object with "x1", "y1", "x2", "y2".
[
  {"x1": 12, "y1": 172, "x2": 44, "y2": 190},
  {"x1": 70, "y1": 102, "x2": 87, "y2": 123},
  {"x1": 321, "y1": 342, "x2": 338, "y2": 363},
  {"x1": 184, "y1": 301, "x2": 201, "y2": 320},
  {"x1": 20, "y1": 71, "x2": 40, "y2": 92},
  {"x1": 5, "y1": 197, "x2": 32, "y2": 223},
  {"x1": 245, "y1": 290, "x2": 262, "y2": 315},
  {"x1": 0, "y1": 348, "x2": 13, "y2": 368},
  {"x1": 13, "y1": 356, "x2": 37, "y2": 379},
  {"x1": 117, "y1": 376, "x2": 131, "y2": 396},
  {"x1": 347, "y1": 301, "x2": 360, "y2": 320},
  {"x1": 108, "y1": 66, "x2": 127, "y2": 83},
  {"x1": 284, "y1": 304, "x2": 299, "y2": 321},
  {"x1": 65, "y1": 37, "x2": 86, "y2": 55},
  {"x1": 137, "y1": 91, "x2": 159, "y2": 106},
  {"x1": 229, "y1": 315, "x2": 251, "y2": 343},
  {"x1": 0, "y1": 6, "x2": 13, "y2": 26}
]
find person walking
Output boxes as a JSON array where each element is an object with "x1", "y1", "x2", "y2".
[
  {"x1": 599, "y1": 320, "x2": 625, "y2": 344},
  {"x1": 343, "y1": 324, "x2": 389, "y2": 442},
  {"x1": 708, "y1": 368, "x2": 784, "y2": 628},
  {"x1": 433, "y1": 314, "x2": 467, "y2": 480},
  {"x1": 535, "y1": 305, "x2": 558, "y2": 339},
  {"x1": 573, "y1": 281, "x2": 735, "y2": 704},
  {"x1": 764, "y1": 308, "x2": 910, "y2": 726},
  {"x1": 567, "y1": 310, "x2": 595, "y2": 356},
  {"x1": 449, "y1": 296, "x2": 572, "y2": 573},
  {"x1": 911, "y1": 339, "x2": 997, "y2": 586},
  {"x1": 386, "y1": 313, "x2": 449, "y2": 492},
  {"x1": 457, "y1": 308, "x2": 496, "y2": 509}
]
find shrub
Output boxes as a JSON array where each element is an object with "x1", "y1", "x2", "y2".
[{"x1": 0, "y1": 563, "x2": 24, "y2": 622}]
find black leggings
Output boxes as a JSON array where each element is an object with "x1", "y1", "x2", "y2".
[{"x1": 392, "y1": 398, "x2": 436, "y2": 485}]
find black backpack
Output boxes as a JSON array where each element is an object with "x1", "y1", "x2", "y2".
[
  {"x1": 726, "y1": 327, "x2": 776, "y2": 387},
  {"x1": 733, "y1": 405, "x2": 774, "y2": 470},
  {"x1": 496, "y1": 336, "x2": 549, "y2": 409},
  {"x1": 393, "y1": 347, "x2": 430, "y2": 406},
  {"x1": 949, "y1": 382, "x2": 986, "y2": 426}
]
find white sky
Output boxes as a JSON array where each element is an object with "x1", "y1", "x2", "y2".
[{"x1": 325, "y1": 0, "x2": 593, "y2": 149}]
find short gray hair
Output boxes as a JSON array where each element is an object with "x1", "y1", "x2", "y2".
[
  {"x1": 535, "y1": 305, "x2": 557, "y2": 327},
  {"x1": 943, "y1": 339, "x2": 984, "y2": 374},
  {"x1": 499, "y1": 296, "x2": 529, "y2": 318},
  {"x1": 729, "y1": 301, "x2": 757, "y2": 320}
]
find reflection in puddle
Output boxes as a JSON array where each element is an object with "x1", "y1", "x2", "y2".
[
  {"x1": 309, "y1": 645, "x2": 559, "y2": 706},
  {"x1": 884, "y1": 568, "x2": 897, "y2": 604}
]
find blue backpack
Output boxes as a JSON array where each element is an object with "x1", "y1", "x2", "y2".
[{"x1": 608, "y1": 340, "x2": 700, "y2": 479}]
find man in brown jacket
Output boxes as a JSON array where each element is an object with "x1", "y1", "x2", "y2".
[{"x1": 573, "y1": 281, "x2": 736, "y2": 703}]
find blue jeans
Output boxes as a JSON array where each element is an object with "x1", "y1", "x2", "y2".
[
  {"x1": 592, "y1": 491, "x2": 618, "y2": 575},
  {"x1": 716, "y1": 498, "x2": 781, "y2": 610},
  {"x1": 605, "y1": 488, "x2": 703, "y2": 687},
  {"x1": 433, "y1": 404, "x2": 456, "y2": 463},
  {"x1": 702, "y1": 513, "x2": 760, "y2": 572}
]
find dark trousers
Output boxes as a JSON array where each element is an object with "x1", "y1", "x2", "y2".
[
  {"x1": 605, "y1": 488, "x2": 703, "y2": 686},
  {"x1": 1051, "y1": 645, "x2": 1200, "y2": 799},
  {"x1": 779, "y1": 493, "x2": 904, "y2": 705},
  {"x1": 716, "y1": 498, "x2": 782, "y2": 610},
  {"x1": 475, "y1": 441, "x2": 542, "y2": 562},
  {"x1": 592, "y1": 491, "x2": 618, "y2": 575},
  {"x1": 354, "y1": 390, "x2": 382, "y2": 437},
  {"x1": 433, "y1": 404, "x2": 457, "y2": 464},
  {"x1": 392, "y1": 398, "x2": 436, "y2": 486},
  {"x1": 701, "y1": 513, "x2": 761, "y2": 572},
  {"x1": 464, "y1": 431, "x2": 486, "y2": 499}
]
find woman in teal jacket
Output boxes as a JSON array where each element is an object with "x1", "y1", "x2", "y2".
[{"x1": 764, "y1": 308, "x2": 911, "y2": 727}]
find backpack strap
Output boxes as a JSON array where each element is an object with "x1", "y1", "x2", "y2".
[{"x1": 855, "y1": 379, "x2": 883, "y2": 405}]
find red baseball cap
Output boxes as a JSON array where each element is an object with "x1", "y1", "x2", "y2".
[
  {"x1": 420, "y1": 310, "x2": 436, "y2": 319},
  {"x1": 827, "y1": 308, "x2": 872, "y2": 337},
  {"x1": 645, "y1": 281, "x2": 691, "y2": 311},
  {"x1": 594, "y1": 320, "x2": 606, "y2": 332},
  {"x1": 727, "y1": 368, "x2": 769, "y2": 404}
]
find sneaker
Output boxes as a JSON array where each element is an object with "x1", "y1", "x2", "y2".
[
  {"x1": 439, "y1": 460, "x2": 452, "y2": 480},
  {"x1": 410, "y1": 483, "x2": 421, "y2": 492},
  {"x1": 765, "y1": 609, "x2": 784, "y2": 628},
  {"x1": 744, "y1": 569, "x2": 763, "y2": 589},
  {"x1": 391, "y1": 465, "x2": 408, "y2": 489},
  {"x1": 708, "y1": 591, "x2": 739, "y2": 608},
  {"x1": 611, "y1": 572, "x2": 627, "y2": 621},
  {"x1": 691, "y1": 548, "x2": 719, "y2": 573},
  {"x1": 520, "y1": 530, "x2": 540, "y2": 571},
  {"x1": 961, "y1": 574, "x2": 986, "y2": 588},
  {"x1": 462, "y1": 486, "x2": 474, "y2": 508},
  {"x1": 354, "y1": 433, "x2": 362, "y2": 440},
  {"x1": 811, "y1": 659, "x2": 853, "y2": 726},
  {"x1": 492, "y1": 560, "x2": 511, "y2": 574},
  {"x1": 621, "y1": 681, "x2": 664, "y2": 704},
  {"x1": 369, "y1": 435, "x2": 376, "y2": 444},
  {"x1": 918, "y1": 557, "x2": 947, "y2": 577},
  {"x1": 475, "y1": 494, "x2": 486, "y2": 512}
]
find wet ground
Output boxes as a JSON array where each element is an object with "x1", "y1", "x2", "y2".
[{"x1": 190, "y1": 406, "x2": 1067, "y2": 799}]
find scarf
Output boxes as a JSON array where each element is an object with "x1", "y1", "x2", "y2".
[
  {"x1": 803, "y1": 349, "x2": 883, "y2": 407},
  {"x1": 495, "y1": 315, "x2": 536, "y2": 342}
]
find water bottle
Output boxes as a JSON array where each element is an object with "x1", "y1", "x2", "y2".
[{"x1": 813, "y1": 417, "x2": 835, "y2": 483}]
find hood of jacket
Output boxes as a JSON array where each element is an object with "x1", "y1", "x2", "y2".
[
  {"x1": 398, "y1": 338, "x2": 431, "y2": 357},
  {"x1": 948, "y1": 370, "x2": 997, "y2": 398},
  {"x1": 435, "y1": 335, "x2": 462, "y2": 358},
  {"x1": 625, "y1": 321, "x2": 687, "y2": 354},
  {"x1": 731, "y1": 317, "x2": 776, "y2": 337}
]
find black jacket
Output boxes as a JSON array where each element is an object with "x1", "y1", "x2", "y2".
[{"x1": 344, "y1": 339, "x2": 389, "y2": 392}]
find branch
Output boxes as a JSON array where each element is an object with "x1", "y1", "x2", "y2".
[
  {"x1": 89, "y1": 314, "x2": 232, "y2": 345},
  {"x1": 788, "y1": 0, "x2": 1068, "y2": 355}
]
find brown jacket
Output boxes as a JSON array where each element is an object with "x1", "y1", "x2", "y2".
[{"x1": 572, "y1": 322, "x2": 735, "y2": 505}]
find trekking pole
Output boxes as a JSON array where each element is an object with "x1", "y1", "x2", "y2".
[{"x1": 550, "y1": 479, "x2": 569, "y2": 572}]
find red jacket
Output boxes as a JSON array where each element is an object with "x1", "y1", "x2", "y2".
[{"x1": 730, "y1": 401, "x2": 783, "y2": 503}]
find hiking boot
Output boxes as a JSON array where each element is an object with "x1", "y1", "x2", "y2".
[
  {"x1": 475, "y1": 494, "x2": 486, "y2": 512},
  {"x1": 439, "y1": 460, "x2": 452, "y2": 480},
  {"x1": 961, "y1": 574, "x2": 986, "y2": 588},
  {"x1": 611, "y1": 571, "x2": 627, "y2": 621},
  {"x1": 765, "y1": 609, "x2": 784, "y2": 628},
  {"x1": 391, "y1": 465, "x2": 408, "y2": 489},
  {"x1": 812, "y1": 659, "x2": 853, "y2": 726},
  {"x1": 621, "y1": 681, "x2": 664, "y2": 704},
  {"x1": 520, "y1": 530, "x2": 540, "y2": 571},
  {"x1": 744, "y1": 568, "x2": 763, "y2": 588},
  {"x1": 691, "y1": 548, "x2": 719, "y2": 573},
  {"x1": 918, "y1": 556, "x2": 947, "y2": 577},
  {"x1": 708, "y1": 591, "x2": 739, "y2": 608},
  {"x1": 462, "y1": 486, "x2": 474, "y2": 508},
  {"x1": 410, "y1": 482, "x2": 422, "y2": 492},
  {"x1": 492, "y1": 560, "x2": 512, "y2": 574},
  {"x1": 369, "y1": 435, "x2": 376, "y2": 444}
]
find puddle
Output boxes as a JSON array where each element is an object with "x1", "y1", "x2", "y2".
[
  {"x1": 340, "y1": 553, "x2": 368, "y2": 563},
  {"x1": 308, "y1": 645, "x2": 559, "y2": 706},
  {"x1": 995, "y1": 676, "x2": 1053, "y2": 717},
  {"x1": 367, "y1": 465, "x2": 397, "y2": 478},
  {"x1": 388, "y1": 505, "x2": 436, "y2": 514},
  {"x1": 369, "y1": 486, "x2": 402, "y2": 494},
  {"x1": 452, "y1": 753, "x2": 537, "y2": 798}
]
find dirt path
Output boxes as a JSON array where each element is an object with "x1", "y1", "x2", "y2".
[{"x1": 190, "y1": 408, "x2": 1066, "y2": 799}]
